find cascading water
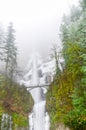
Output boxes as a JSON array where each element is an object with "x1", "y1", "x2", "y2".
[
  {"x1": 20, "y1": 52, "x2": 51, "y2": 130},
  {"x1": 29, "y1": 53, "x2": 47, "y2": 130}
]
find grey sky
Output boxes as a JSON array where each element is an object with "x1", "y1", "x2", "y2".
[{"x1": 0, "y1": 0, "x2": 79, "y2": 68}]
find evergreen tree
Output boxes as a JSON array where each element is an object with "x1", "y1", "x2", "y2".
[{"x1": 4, "y1": 22, "x2": 17, "y2": 81}]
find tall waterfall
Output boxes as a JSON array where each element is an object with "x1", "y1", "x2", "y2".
[
  {"x1": 29, "y1": 53, "x2": 48, "y2": 130},
  {"x1": 20, "y1": 52, "x2": 52, "y2": 130}
]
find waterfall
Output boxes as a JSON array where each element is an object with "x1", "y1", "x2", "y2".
[
  {"x1": 28, "y1": 53, "x2": 50, "y2": 130},
  {"x1": 21, "y1": 52, "x2": 50, "y2": 130}
]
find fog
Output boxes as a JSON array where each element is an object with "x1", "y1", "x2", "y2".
[{"x1": 0, "y1": 0, "x2": 79, "y2": 68}]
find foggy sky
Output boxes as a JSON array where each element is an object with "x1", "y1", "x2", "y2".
[{"x1": 0, "y1": 0, "x2": 79, "y2": 68}]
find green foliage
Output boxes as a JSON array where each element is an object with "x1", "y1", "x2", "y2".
[
  {"x1": 0, "y1": 75, "x2": 33, "y2": 127},
  {"x1": 46, "y1": 0, "x2": 86, "y2": 130},
  {"x1": 12, "y1": 113, "x2": 28, "y2": 127},
  {"x1": 46, "y1": 70, "x2": 74, "y2": 129},
  {"x1": 64, "y1": 88, "x2": 86, "y2": 130}
]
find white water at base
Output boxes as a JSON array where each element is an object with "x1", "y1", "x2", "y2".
[
  {"x1": 33, "y1": 101, "x2": 46, "y2": 130},
  {"x1": 29, "y1": 101, "x2": 50, "y2": 130}
]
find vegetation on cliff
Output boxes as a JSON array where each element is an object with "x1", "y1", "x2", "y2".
[
  {"x1": 46, "y1": 0, "x2": 86, "y2": 130},
  {"x1": 0, "y1": 23, "x2": 33, "y2": 128}
]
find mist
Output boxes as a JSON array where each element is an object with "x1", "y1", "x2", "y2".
[{"x1": 0, "y1": 0, "x2": 79, "y2": 68}]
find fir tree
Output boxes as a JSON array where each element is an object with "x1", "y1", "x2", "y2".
[{"x1": 4, "y1": 22, "x2": 17, "y2": 81}]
